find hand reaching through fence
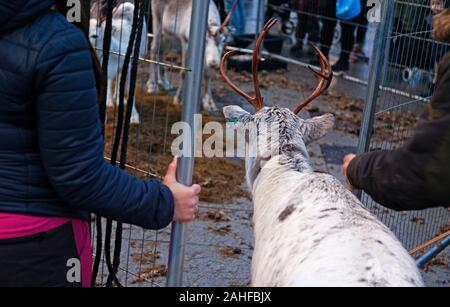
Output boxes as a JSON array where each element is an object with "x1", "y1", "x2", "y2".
[
  {"x1": 342, "y1": 154, "x2": 356, "y2": 188},
  {"x1": 163, "y1": 157, "x2": 202, "y2": 223},
  {"x1": 341, "y1": 15, "x2": 450, "y2": 212}
]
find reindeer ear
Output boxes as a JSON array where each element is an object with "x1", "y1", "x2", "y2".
[
  {"x1": 90, "y1": 2, "x2": 98, "y2": 17},
  {"x1": 223, "y1": 106, "x2": 250, "y2": 121},
  {"x1": 300, "y1": 113, "x2": 335, "y2": 144},
  {"x1": 113, "y1": 3, "x2": 135, "y2": 23},
  {"x1": 95, "y1": 0, "x2": 109, "y2": 23},
  {"x1": 90, "y1": 2, "x2": 105, "y2": 21}
]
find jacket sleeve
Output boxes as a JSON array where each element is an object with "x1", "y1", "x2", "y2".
[
  {"x1": 34, "y1": 26, "x2": 174, "y2": 229},
  {"x1": 347, "y1": 149, "x2": 428, "y2": 211},
  {"x1": 347, "y1": 120, "x2": 448, "y2": 211},
  {"x1": 430, "y1": 52, "x2": 450, "y2": 113}
]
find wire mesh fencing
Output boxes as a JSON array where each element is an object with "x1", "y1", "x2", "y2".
[
  {"x1": 358, "y1": 0, "x2": 450, "y2": 251},
  {"x1": 250, "y1": 0, "x2": 449, "y2": 252},
  {"x1": 88, "y1": 0, "x2": 449, "y2": 288}
]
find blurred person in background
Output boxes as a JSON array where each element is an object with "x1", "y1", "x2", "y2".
[
  {"x1": 265, "y1": 0, "x2": 292, "y2": 34},
  {"x1": 214, "y1": 0, "x2": 228, "y2": 22},
  {"x1": 227, "y1": 0, "x2": 247, "y2": 35},
  {"x1": 313, "y1": 0, "x2": 369, "y2": 74},
  {"x1": 314, "y1": 0, "x2": 337, "y2": 66},
  {"x1": 350, "y1": 0, "x2": 369, "y2": 63},
  {"x1": 290, "y1": 0, "x2": 320, "y2": 58}
]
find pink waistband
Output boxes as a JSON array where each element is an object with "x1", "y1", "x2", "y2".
[
  {"x1": 0, "y1": 213, "x2": 69, "y2": 239},
  {"x1": 0, "y1": 213, "x2": 92, "y2": 287}
]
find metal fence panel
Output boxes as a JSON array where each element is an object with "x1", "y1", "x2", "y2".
[
  {"x1": 359, "y1": 0, "x2": 450, "y2": 250},
  {"x1": 89, "y1": 0, "x2": 203, "y2": 287}
]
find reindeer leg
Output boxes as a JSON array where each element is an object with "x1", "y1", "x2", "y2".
[
  {"x1": 130, "y1": 102, "x2": 141, "y2": 125},
  {"x1": 202, "y1": 67, "x2": 219, "y2": 112},
  {"x1": 174, "y1": 39, "x2": 188, "y2": 106},
  {"x1": 158, "y1": 46, "x2": 174, "y2": 92},
  {"x1": 147, "y1": 1, "x2": 163, "y2": 95},
  {"x1": 106, "y1": 53, "x2": 119, "y2": 109},
  {"x1": 107, "y1": 78, "x2": 115, "y2": 108},
  {"x1": 123, "y1": 66, "x2": 140, "y2": 125}
]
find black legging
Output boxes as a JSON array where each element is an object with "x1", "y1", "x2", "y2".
[
  {"x1": 295, "y1": 0, "x2": 320, "y2": 43},
  {"x1": 319, "y1": 0, "x2": 338, "y2": 59},
  {"x1": 355, "y1": 0, "x2": 369, "y2": 45},
  {"x1": 319, "y1": 0, "x2": 366, "y2": 62},
  {"x1": 213, "y1": 0, "x2": 228, "y2": 22},
  {"x1": 0, "y1": 223, "x2": 82, "y2": 287}
]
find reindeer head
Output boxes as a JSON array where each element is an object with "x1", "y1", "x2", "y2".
[
  {"x1": 221, "y1": 18, "x2": 335, "y2": 187},
  {"x1": 205, "y1": 0, "x2": 239, "y2": 69},
  {"x1": 89, "y1": 1, "x2": 106, "y2": 49},
  {"x1": 89, "y1": 2, "x2": 135, "y2": 52}
]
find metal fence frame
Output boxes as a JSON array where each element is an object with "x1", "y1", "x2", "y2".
[
  {"x1": 90, "y1": 0, "x2": 208, "y2": 287},
  {"x1": 357, "y1": 0, "x2": 450, "y2": 251},
  {"x1": 166, "y1": 0, "x2": 210, "y2": 287}
]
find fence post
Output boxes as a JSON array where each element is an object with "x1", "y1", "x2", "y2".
[
  {"x1": 166, "y1": 0, "x2": 210, "y2": 287},
  {"x1": 357, "y1": 0, "x2": 395, "y2": 155}
]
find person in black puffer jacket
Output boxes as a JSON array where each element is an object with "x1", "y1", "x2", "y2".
[
  {"x1": 342, "y1": 9, "x2": 450, "y2": 212},
  {"x1": 0, "y1": 0, "x2": 200, "y2": 287}
]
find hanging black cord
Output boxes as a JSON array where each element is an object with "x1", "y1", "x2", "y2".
[
  {"x1": 99, "y1": 0, "x2": 115, "y2": 130},
  {"x1": 120, "y1": 0, "x2": 146, "y2": 166},
  {"x1": 110, "y1": 4, "x2": 147, "y2": 286},
  {"x1": 103, "y1": 0, "x2": 137, "y2": 288},
  {"x1": 92, "y1": 0, "x2": 115, "y2": 287},
  {"x1": 105, "y1": 0, "x2": 144, "y2": 288},
  {"x1": 115, "y1": 0, "x2": 146, "y2": 284}
]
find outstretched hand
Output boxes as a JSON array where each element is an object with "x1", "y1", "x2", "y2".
[
  {"x1": 163, "y1": 157, "x2": 201, "y2": 223},
  {"x1": 342, "y1": 154, "x2": 356, "y2": 188}
]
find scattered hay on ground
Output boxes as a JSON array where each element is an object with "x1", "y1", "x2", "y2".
[
  {"x1": 132, "y1": 264, "x2": 168, "y2": 283},
  {"x1": 219, "y1": 246, "x2": 243, "y2": 259}
]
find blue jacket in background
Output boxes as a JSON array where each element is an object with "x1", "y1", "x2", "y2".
[{"x1": 0, "y1": 0, "x2": 174, "y2": 229}]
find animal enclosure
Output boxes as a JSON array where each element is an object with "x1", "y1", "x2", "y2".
[{"x1": 89, "y1": 0, "x2": 449, "y2": 287}]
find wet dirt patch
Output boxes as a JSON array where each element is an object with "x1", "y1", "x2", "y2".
[
  {"x1": 103, "y1": 86, "x2": 250, "y2": 204},
  {"x1": 132, "y1": 251, "x2": 160, "y2": 265},
  {"x1": 219, "y1": 246, "x2": 243, "y2": 259}
]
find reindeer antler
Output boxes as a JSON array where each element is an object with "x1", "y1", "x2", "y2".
[
  {"x1": 210, "y1": 0, "x2": 240, "y2": 37},
  {"x1": 293, "y1": 44, "x2": 333, "y2": 114},
  {"x1": 221, "y1": 20, "x2": 332, "y2": 113},
  {"x1": 220, "y1": 17, "x2": 278, "y2": 111}
]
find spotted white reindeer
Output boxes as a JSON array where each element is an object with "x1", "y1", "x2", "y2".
[
  {"x1": 220, "y1": 18, "x2": 424, "y2": 287},
  {"x1": 89, "y1": 1, "x2": 148, "y2": 125},
  {"x1": 147, "y1": 0, "x2": 239, "y2": 112}
]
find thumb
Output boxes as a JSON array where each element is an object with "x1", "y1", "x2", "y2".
[
  {"x1": 191, "y1": 184, "x2": 202, "y2": 195},
  {"x1": 164, "y1": 156, "x2": 178, "y2": 183}
]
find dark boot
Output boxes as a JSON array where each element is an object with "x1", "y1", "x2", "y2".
[{"x1": 332, "y1": 58, "x2": 350, "y2": 75}]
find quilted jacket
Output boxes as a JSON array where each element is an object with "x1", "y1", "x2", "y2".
[{"x1": 0, "y1": 0, "x2": 174, "y2": 229}]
